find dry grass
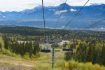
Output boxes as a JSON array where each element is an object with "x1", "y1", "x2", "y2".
[
  {"x1": 65, "y1": 60, "x2": 105, "y2": 70},
  {"x1": 0, "y1": 36, "x2": 4, "y2": 47},
  {"x1": 0, "y1": 43, "x2": 105, "y2": 70}
]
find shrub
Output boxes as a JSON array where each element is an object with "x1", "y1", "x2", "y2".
[{"x1": 65, "y1": 60, "x2": 105, "y2": 70}]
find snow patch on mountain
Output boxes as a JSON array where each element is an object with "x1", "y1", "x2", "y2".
[
  {"x1": 55, "y1": 8, "x2": 76, "y2": 15},
  {"x1": 55, "y1": 10, "x2": 68, "y2": 15},
  {"x1": 70, "y1": 8, "x2": 77, "y2": 12}
]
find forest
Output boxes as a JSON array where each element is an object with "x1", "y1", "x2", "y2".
[{"x1": 0, "y1": 26, "x2": 105, "y2": 70}]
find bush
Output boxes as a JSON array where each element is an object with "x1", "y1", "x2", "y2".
[
  {"x1": 65, "y1": 60, "x2": 105, "y2": 70},
  {"x1": 0, "y1": 49, "x2": 18, "y2": 57}
]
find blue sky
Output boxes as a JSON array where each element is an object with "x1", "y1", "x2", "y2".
[{"x1": 0, "y1": 0, "x2": 105, "y2": 12}]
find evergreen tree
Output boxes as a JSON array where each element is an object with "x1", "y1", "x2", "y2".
[{"x1": 101, "y1": 45, "x2": 105, "y2": 65}]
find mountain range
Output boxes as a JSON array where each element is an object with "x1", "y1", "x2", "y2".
[{"x1": 0, "y1": 3, "x2": 105, "y2": 30}]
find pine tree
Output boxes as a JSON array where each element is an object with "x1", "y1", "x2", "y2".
[{"x1": 101, "y1": 45, "x2": 105, "y2": 65}]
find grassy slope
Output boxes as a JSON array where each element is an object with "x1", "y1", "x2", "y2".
[
  {"x1": 0, "y1": 36, "x2": 4, "y2": 47},
  {"x1": 0, "y1": 50, "x2": 105, "y2": 70},
  {"x1": 0, "y1": 34, "x2": 105, "y2": 70}
]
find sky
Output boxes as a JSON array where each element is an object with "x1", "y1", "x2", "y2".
[{"x1": 0, "y1": 0, "x2": 105, "y2": 12}]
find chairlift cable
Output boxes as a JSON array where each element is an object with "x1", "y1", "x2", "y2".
[
  {"x1": 62, "y1": 0, "x2": 90, "y2": 29},
  {"x1": 54, "y1": 0, "x2": 68, "y2": 28},
  {"x1": 42, "y1": 0, "x2": 46, "y2": 43}
]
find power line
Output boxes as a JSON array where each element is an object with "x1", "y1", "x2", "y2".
[
  {"x1": 57, "y1": 0, "x2": 68, "y2": 20},
  {"x1": 63, "y1": 0, "x2": 90, "y2": 29},
  {"x1": 42, "y1": 0, "x2": 46, "y2": 43},
  {"x1": 57, "y1": 0, "x2": 90, "y2": 53},
  {"x1": 54, "y1": 0, "x2": 68, "y2": 28},
  {"x1": 42, "y1": 0, "x2": 46, "y2": 29},
  {"x1": 41, "y1": 1, "x2": 55, "y2": 70}
]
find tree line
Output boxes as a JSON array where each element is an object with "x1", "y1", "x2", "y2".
[
  {"x1": 0, "y1": 35, "x2": 40, "y2": 58},
  {"x1": 64, "y1": 39, "x2": 105, "y2": 66}
]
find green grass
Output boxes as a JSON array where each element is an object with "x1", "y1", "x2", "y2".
[
  {"x1": 0, "y1": 51, "x2": 105, "y2": 70},
  {"x1": 64, "y1": 60, "x2": 105, "y2": 70},
  {"x1": 0, "y1": 36, "x2": 4, "y2": 48},
  {"x1": 32, "y1": 52, "x2": 105, "y2": 70},
  {"x1": 0, "y1": 35, "x2": 105, "y2": 70}
]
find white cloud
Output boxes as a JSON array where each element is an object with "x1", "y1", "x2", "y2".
[
  {"x1": 0, "y1": 0, "x2": 105, "y2": 12},
  {"x1": 67, "y1": 0, "x2": 105, "y2": 6},
  {"x1": 0, "y1": 0, "x2": 38, "y2": 12}
]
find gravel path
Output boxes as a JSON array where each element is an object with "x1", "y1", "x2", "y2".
[{"x1": 0, "y1": 63, "x2": 33, "y2": 70}]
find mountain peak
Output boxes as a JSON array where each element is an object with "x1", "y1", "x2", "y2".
[
  {"x1": 58, "y1": 3, "x2": 71, "y2": 10},
  {"x1": 60, "y1": 3, "x2": 70, "y2": 6}
]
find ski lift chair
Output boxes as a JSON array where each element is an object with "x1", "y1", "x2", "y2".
[
  {"x1": 41, "y1": 48, "x2": 51, "y2": 53},
  {"x1": 63, "y1": 48, "x2": 73, "y2": 52}
]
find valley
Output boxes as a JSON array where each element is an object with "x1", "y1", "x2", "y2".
[{"x1": 0, "y1": 26, "x2": 105, "y2": 70}]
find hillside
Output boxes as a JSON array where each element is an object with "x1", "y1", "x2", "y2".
[
  {"x1": 0, "y1": 26, "x2": 105, "y2": 70},
  {"x1": 0, "y1": 36, "x2": 4, "y2": 47}
]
